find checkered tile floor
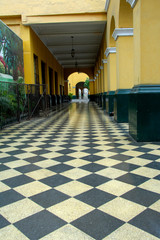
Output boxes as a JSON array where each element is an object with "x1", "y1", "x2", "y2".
[{"x1": 0, "y1": 102, "x2": 160, "y2": 240}]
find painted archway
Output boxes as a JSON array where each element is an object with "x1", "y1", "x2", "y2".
[{"x1": 68, "y1": 72, "x2": 89, "y2": 99}]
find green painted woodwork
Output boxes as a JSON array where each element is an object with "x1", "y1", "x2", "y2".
[
  {"x1": 102, "y1": 92, "x2": 107, "y2": 110},
  {"x1": 129, "y1": 85, "x2": 160, "y2": 142},
  {"x1": 106, "y1": 91, "x2": 115, "y2": 115},
  {"x1": 114, "y1": 89, "x2": 131, "y2": 123}
]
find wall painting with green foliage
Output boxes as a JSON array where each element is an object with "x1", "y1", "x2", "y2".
[{"x1": 0, "y1": 20, "x2": 24, "y2": 84}]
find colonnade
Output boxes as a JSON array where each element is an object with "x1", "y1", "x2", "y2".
[{"x1": 92, "y1": 0, "x2": 160, "y2": 142}]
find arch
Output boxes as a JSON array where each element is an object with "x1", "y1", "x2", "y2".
[
  {"x1": 76, "y1": 82, "x2": 85, "y2": 99},
  {"x1": 119, "y1": 0, "x2": 133, "y2": 28},
  {"x1": 68, "y1": 72, "x2": 89, "y2": 98},
  {"x1": 110, "y1": 16, "x2": 116, "y2": 47},
  {"x1": 64, "y1": 67, "x2": 93, "y2": 81}
]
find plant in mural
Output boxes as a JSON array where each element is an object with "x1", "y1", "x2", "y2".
[
  {"x1": 84, "y1": 77, "x2": 90, "y2": 90},
  {"x1": 0, "y1": 20, "x2": 25, "y2": 127},
  {"x1": 0, "y1": 20, "x2": 24, "y2": 82}
]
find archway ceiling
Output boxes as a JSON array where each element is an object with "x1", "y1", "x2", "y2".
[{"x1": 31, "y1": 21, "x2": 106, "y2": 68}]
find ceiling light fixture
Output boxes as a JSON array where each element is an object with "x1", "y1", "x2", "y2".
[{"x1": 71, "y1": 36, "x2": 75, "y2": 58}]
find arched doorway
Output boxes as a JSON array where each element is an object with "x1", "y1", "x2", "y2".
[{"x1": 68, "y1": 72, "x2": 89, "y2": 99}]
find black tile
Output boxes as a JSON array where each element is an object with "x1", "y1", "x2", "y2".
[
  {"x1": 108, "y1": 148, "x2": 127, "y2": 153},
  {"x1": 129, "y1": 209, "x2": 160, "y2": 238},
  {"x1": 0, "y1": 189, "x2": 24, "y2": 207},
  {"x1": 15, "y1": 164, "x2": 41, "y2": 173},
  {"x1": 0, "y1": 215, "x2": 10, "y2": 229},
  {"x1": 30, "y1": 189, "x2": 69, "y2": 208},
  {"x1": 25, "y1": 156, "x2": 46, "y2": 163},
  {"x1": 40, "y1": 144, "x2": 54, "y2": 148},
  {"x1": 113, "y1": 162, "x2": 139, "y2": 172},
  {"x1": 76, "y1": 188, "x2": 116, "y2": 208},
  {"x1": 80, "y1": 163, "x2": 106, "y2": 172},
  {"x1": 83, "y1": 143, "x2": 101, "y2": 148},
  {"x1": 47, "y1": 164, "x2": 73, "y2": 173},
  {"x1": 146, "y1": 162, "x2": 160, "y2": 170},
  {"x1": 14, "y1": 210, "x2": 66, "y2": 240},
  {"x1": 53, "y1": 156, "x2": 75, "y2": 163},
  {"x1": 139, "y1": 154, "x2": 159, "y2": 161},
  {"x1": 78, "y1": 174, "x2": 110, "y2": 187},
  {"x1": 0, "y1": 164, "x2": 10, "y2": 171},
  {"x1": 2, "y1": 175, "x2": 34, "y2": 188},
  {"x1": 121, "y1": 187, "x2": 160, "y2": 207},
  {"x1": 82, "y1": 155, "x2": 104, "y2": 162},
  {"x1": 82, "y1": 148, "x2": 101, "y2": 154},
  {"x1": 40, "y1": 175, "x2": 72, "y2": 187},
  {"x1": 7, "y1": 150, "x2": 26, "y2": 155},
  {"x1": 32, "y1": 149, "x2": 52, "y2": 155},
  {"x1": 117, "y1": 173, "x2": 149, "y2": 186},
  {"x1": 154, "y1": 174, "x2": 160, "y2": 180},
  {"x1": 57, "y1": 149, "x2": 76, "y2": 154},
  {"x1": 62, "y1": 144, "x2": 76, "y2": 148},
  {"x1": 134, "y1": 147, "x2": 153, "y2": 153},
  {"x1": 0, "y1": 156, "x2": 19, "y2": 163},
  {"x1": 110, "y1": 154, "x2": 132, "y2": 161},
  {"x1": 71, "y1": 209, "x2": 124, "y2": 240},
  {"x1": 0, "y1": 145, "x2": 8, "y2": 149},
  {"x1": 105, "y1": 143, "x2": 122, "y2": 147}
]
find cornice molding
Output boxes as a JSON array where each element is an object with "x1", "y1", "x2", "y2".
[
  {"x1": 126, "y1": 0, "x2": 138, "y2": 8},
  {"x1": 112, "y1": 28, "x2": 133, "y2": 41},
  {"x1": 105, "y1": 0, "x2": 110, "y2": 12},
  {"x1": 89, "y1": 79, "x2": 95, "y2": 82},
  {"x1": 102, "y1": 59, "x2": 108, "y2": 64},
  {"x1": 105, "y1": 0, "x2": 137, "y2": 12},
  {"x1": 105, "y1": 47, "x2": 116, "y2": 58}
]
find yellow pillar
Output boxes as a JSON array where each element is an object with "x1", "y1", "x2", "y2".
[
  {"x1": 133, "y1": 0, "x2": 160, "y2": 85},
  {"x1": 112, "y1": 28, "x2": 134, "y2": 122},
  {"x1": 105, "y1": 47, "x2": 117, "y2": 114},
  {"x1": 129, "y1": 0, "x2": 160, "y2": 141},
  {"x1": 106, "y1": 47, "x2": 117, "y2": 92}
]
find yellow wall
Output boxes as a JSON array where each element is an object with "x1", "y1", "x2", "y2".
[
  {"x1": 68, "y1": 72, "x2": 89, "y2": 96},
  {"x1": 0, "y1": 0, "x2": 106, "y2": 17},
  {"x1": 134, "y1": 0, "x2": 160, "y2": 85},
  {"x1": 1, "y1": 17, "x2": 64, "y2": 95},
  {"x1": 30, "y1": 28, "x2": 64, "y2": 94},
  {"x1": 116, "y1": 36, "x2": 134, "y2": 89},
  {"x1": 106, "y1": 0, "x2": 134, "y2": 91}
]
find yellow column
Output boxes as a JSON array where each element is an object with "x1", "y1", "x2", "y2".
[
  {"x1": 133, "y1": 0, "x2": 160, "y2": 85},
  {"x1": 105, "y1": 47, "x2": 117, "y2": 91},
  {"x1": 21, "y1": 26, "x2": 34, "y2": 84},
  {"x1": 113, "y1": 29, "x2": 134, "y2": 89},
  {"x1": 102, "y1": 59, "x2": 108, "y2": 92}
]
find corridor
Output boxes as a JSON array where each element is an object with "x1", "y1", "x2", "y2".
[{"x1": 0, "y1": 102, "x2": 160, "y2": 240}]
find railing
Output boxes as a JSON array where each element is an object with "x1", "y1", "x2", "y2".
[{"x1": 0, "y1": 81, "x2": 48, "y2": 129}]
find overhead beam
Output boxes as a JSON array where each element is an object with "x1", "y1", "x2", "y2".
[
  {"x1": 39, "y1": 32, "x2": 103, "y2": 37},
  {"x1": 55, "y1": 52, "x2": 97, "y2": 56},
  {"x1": 47, "y1": 43, "x2": 99, "y2": 47},
  {"x1": 22, "y1": 12, "x2": 107, "y2": 25},
  {"x1": 63, "y1": 64, "x2": 95, "y2": 68}
]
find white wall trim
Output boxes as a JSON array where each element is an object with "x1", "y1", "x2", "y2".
[
  {"x1": 112, "y1": 28, "x2": 133, "y2": 41},
  {"x1": 105, "y1": 47, "x2": 116, "y2": 58},
  {"x1": 105, "y1": 0, "x2": 110, "y2": 11},
  {"x1": 126, "y1": 0, "x2": 138, "y2": 8},
  {"x1": 89, "y1": 79, "x2": 95, "y2": 82},
  {"x1": 102, "y1": 59, "x2": 108, "y2": 64}
]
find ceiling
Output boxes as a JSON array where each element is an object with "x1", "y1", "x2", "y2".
[{"x1": 31, "y1": 21, "x2": 106, "y2": 69}]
